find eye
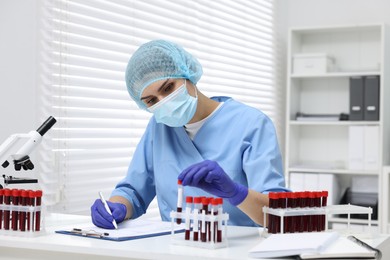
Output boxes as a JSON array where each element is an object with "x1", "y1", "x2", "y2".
[
  {"x1": 146, "y1": 97, "x2": 157, "y2": 106},
  {"x1": 163, "y1": 82, "x2": 174, "y2": 93}
]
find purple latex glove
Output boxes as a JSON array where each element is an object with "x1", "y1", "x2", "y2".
[
  {"x1": 178, "y1": 160, "x2": 248, "y2": 206},
  {"x1": 91, "y1": 199, "x2": 126, "y2": 229}
]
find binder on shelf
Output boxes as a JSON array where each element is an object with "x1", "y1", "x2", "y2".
[
  {"x1": 364, "y1": 76, "x2": 380, "y2": 121},
  {"x1": 349, "y1": 77, "x2": 364, "y2": 121},
  {"x1": 364, "y1": 126, "x2": 379, "y2": 171},
  {"x1": 348, "y1": 126, "x2": 364, "y2": 170}
]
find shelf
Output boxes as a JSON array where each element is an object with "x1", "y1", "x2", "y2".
[
  {"x1": 286, "y1": 24, "x2": 387, "y2": 233},
  {"x1": 289, "y1": 121, "x2": 380, "y2": 126},
  {"x1": 328, "y1": 217, "x2": 378, "y2": 226},
  {"x1": 288, "y1": 167, "x2": 378, "y2": 175},
  {"x1": 291, "y1": 71, "x2": 380, "y2": 79}
]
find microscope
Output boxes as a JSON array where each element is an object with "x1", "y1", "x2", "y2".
[{"x1": 0, "y1": 116, "x2": 56, "y2": 188}]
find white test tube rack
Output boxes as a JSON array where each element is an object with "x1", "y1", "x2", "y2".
[
  {"x1": 0, "y1": 204, "x2": 44, "y2": 237},
  {"x1": 170, "y1": 210, "x2": 229, "y2": 249},
  {"x1": 262, "y1": 204, "x2": 373, "y2": 237}
]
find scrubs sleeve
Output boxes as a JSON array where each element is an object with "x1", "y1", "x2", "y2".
[
  {"x1": 111, "y1": 120, "x2": 156, "y2": 219},
  {"x1": 242, "y1": 113, "x2": 290, "y2": 193}
]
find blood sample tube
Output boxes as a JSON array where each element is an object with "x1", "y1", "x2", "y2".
[
  {"x1": 201, "y1": 197, "x2": 209, "y2": 242},
  {"x1": 285, "y1": 192, "x2": 293, "y2": 233},
  {"x1": 268, "y1": 192, "x2": 278, "y2": 234},
  {"x1": 278, "y1": 192, "x2": 287, "y2": 234},
  {"x1": 301, "y1": 191, "x2": 310, "y2": 232},
  {"x1": 193, "y1": 197, "x2": 202, "y2": 241},
  {"x1": 19, "y1": 190, "x2": 28, "y2": 231},
  {"x1": 314, "y1": 191, "x2": 322, "y2": 232},
  {"x1": 3, "y1": 189, "x2": 11, "y2": 230},
  {"x1": 11, "y1": 189, "x2": 20, "y2": 231},
  {"x1": 308, "y1": 192, "x2": 315, "y2": 232},
  {"x1": 293, "y1": 192, "x2": 301, "y2": 233},
  {"x1": 28, "y1": 190, "x2": 36, "y2": 231},
  {"x1": 320, "y1": 190, "x2": 328, "y2": 231},
  {"x1": 211, "y1": 198, "x2": 219, "y2": 242},
  {"x1": 35, "y1": 190, "x2": 43, "y2": 231},
  {"x1": 216, "y1": 198, "x2": 223, "y2": 242},
  {"x1": 0, "y1": 189, "x2": 4, "y2": 230},
  {"x1": 296, "y1": 191, "x2": 306, "y2": 232},
  {"x1": 184, "y1": 196, "x2": 193, "y2": 240},
  {"x1": 176, "y1": 180, "x2": 183, "y2": 224},
  {"x1": 207, "y1": 197, "x2": 213, "y2": 241}
]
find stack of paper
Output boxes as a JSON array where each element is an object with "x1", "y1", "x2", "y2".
[{"x1": 248, "y1": 232, "x2": 377, "y2": 259}]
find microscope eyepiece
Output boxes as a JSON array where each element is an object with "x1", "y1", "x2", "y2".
[{"x1": 36, "y1": 116, "x2": 57, "y2": 136}]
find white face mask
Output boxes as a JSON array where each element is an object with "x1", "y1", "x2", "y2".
[{"x1": 148, "y1": 80, "x2": 198, "y2": 127}]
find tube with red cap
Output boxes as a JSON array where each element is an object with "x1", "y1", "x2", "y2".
[
  {"x1": 320, "y1": 190, "x2": 328, "y2": 231},
  {"x1": 11, "y1": 189, "x2": 20, "y2": 231},
  {"x1": 19, "y1": 190, "x2": 28, "y2": 231},
  {"x1": 35, "y1": 190, "x2": 43, "y2": 231},
  {"x1": 216, "y1": 198, "x2": 223, "y2": 242},
  {"x1": 201, "y1": 197, "x2": 209, "y2": 242},
  {"x1": 184, "y1": 196, "x2": 193, "y2": 240},
  {"x1": 193, "y1": 197, "x2": 202, "y2": 241},
  {"x1": 3, "y1": 189, "x2": 12, "y2": 230},
  {"x1": 28, "y1": 190, "x2": 36, "y2": 231},
  {"x1": 0, "y1": 189, "x2": 3, "y2": 230},
  {"x1": 268, "y1": 192, "x2": 279, "y2": 234}
]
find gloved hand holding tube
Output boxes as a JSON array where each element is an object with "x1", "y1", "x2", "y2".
[
  {"x1": 178, "y1": 160, "x2": 248, "y2": 206},
  {"x1": 91, "y1": 199, "x2": 127, "y2": 229}
]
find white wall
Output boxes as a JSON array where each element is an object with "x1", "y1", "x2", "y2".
[
  {"x1": 284, "y1": 0, "x2": 390, "y2": 28},
  {"x1": 0, "y1": 0, "x2": 37, "y2": 139},
  {"x1": 276, "y1": 0, "x2": 390, "y2": 70}
]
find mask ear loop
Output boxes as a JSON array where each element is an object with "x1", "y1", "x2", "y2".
[{"x1": 187, "y1": 79, "x2": 198, "y2": 99}]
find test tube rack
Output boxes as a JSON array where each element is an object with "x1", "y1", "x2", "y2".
[
  {"x1": 262, "y1": 204, "x2": 373, "y2": 237},
  {"x1": 0, "y1": 189, "x2": 44, "y2": 237},
  {"x1": 170, "y1": 210, "x2": 229, "y2": 249}
]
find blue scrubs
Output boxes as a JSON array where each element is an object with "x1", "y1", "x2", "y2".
[{"x1": 111, "y1": 96, "x2": 288, "y2": 226}]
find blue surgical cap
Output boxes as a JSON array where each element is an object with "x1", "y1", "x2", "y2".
[{"x1": 125, "y1": 40, "x2": 203, "y2": 109}]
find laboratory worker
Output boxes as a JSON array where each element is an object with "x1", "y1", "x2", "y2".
[{"x1": 91, "y1": 40, "x2": 288, "y2": 229}]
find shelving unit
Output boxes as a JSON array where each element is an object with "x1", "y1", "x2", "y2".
[{"x1": 285, "y1": 24, "x2": 390, "y2": 233}]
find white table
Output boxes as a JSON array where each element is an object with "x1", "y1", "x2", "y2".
[{"x1": 0, "y1": 213, "x2": 389, "y2": 260}]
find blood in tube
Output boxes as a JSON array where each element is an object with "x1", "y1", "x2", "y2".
[
  {"x1": 11, "y1": 189, "x2": 20, "y2": 231},
  {"x1": 29, "y1": 190, "x2": 36, "y2": 231},
  {"x1": 35, "y1": 190, "x2": 43, "y2": 231},
  {"x1": 201, "y1": 197, "x2": 209, "y2": 242},
  {"x1": 291, "y1": 192, "x2": 300, "y2": 233},
  {"x1": 26, "y1": 190, "x2": 33, "y2": 231},
  {"x1": 211, "y1": 198, "x2": 218, "y2": 242},
  {"x1": 176, "y1": 180, "x2": 183, "y2": 224},
  {"x1": 193, "y1": 197, "x2": 202, "y2": 241},
  {"x1": 285, "y1": 192, "x2": 293, "y2": 233},
  {"x1": 3, "y1": 189, "x2": 12, "y2": 230},
  {"x1": 216, "y1": 198, "x2": 223, "y2": 242},
  {"x1": 268, "y1": 192, "x2": 278, "y2": 234},
  {"x1": 320, "y1": 190, "x2": 328, "y2": 231},
  {"x1": 19, "y1": 190, "x2": 28, "y2": 231},
  {"x1": 308, "y1": 192, "x2": 315, "y2": 232},
  {"x1": 184, "y1": 196, "x2": 193, "y2": 240},
  {"x1": 0, "y1": 189, "x2": 4, "y2": 229},
  {"x1": 278, "y1": 192, "x2": 287, "y2": 234}
]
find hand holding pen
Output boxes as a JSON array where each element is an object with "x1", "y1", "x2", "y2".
[{"x1": 90, "y1": 192, "x2": 127, "y2": 229}]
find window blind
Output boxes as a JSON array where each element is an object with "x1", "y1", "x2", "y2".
[{"x1": 37, "y1": 0, "x2": 280, "y2": 215}]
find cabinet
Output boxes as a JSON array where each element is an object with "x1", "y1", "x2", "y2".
[{"x1": 285, "y1": 24, "x2": 390, "y2": 232}]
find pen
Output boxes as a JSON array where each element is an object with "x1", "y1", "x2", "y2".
[{"x1": 98, "y1": 191, "x2": 118, "y2": 229}]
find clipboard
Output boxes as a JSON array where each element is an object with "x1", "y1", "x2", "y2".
[{"x1": 55, "y1": 218, "x2": 185, "y2": 242}]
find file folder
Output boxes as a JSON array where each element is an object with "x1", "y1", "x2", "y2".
[
  {"x1": 349, "y1": 77, "x2": 364, "y2": 121},
  {"x1": 364, "y1": 76, "x2": 380, "y2": 121}
]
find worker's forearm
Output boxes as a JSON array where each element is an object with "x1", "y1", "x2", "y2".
[
  {"x1": 109, "y1": 195, "x2": 134, "y2": 220},
  {"x1": 237, "y1": 189, "x2": 269, "y2": 226}
]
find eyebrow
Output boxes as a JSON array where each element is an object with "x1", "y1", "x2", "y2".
[{"x1": 140, "y1": 79, "x2": 170, "y2": 100}]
